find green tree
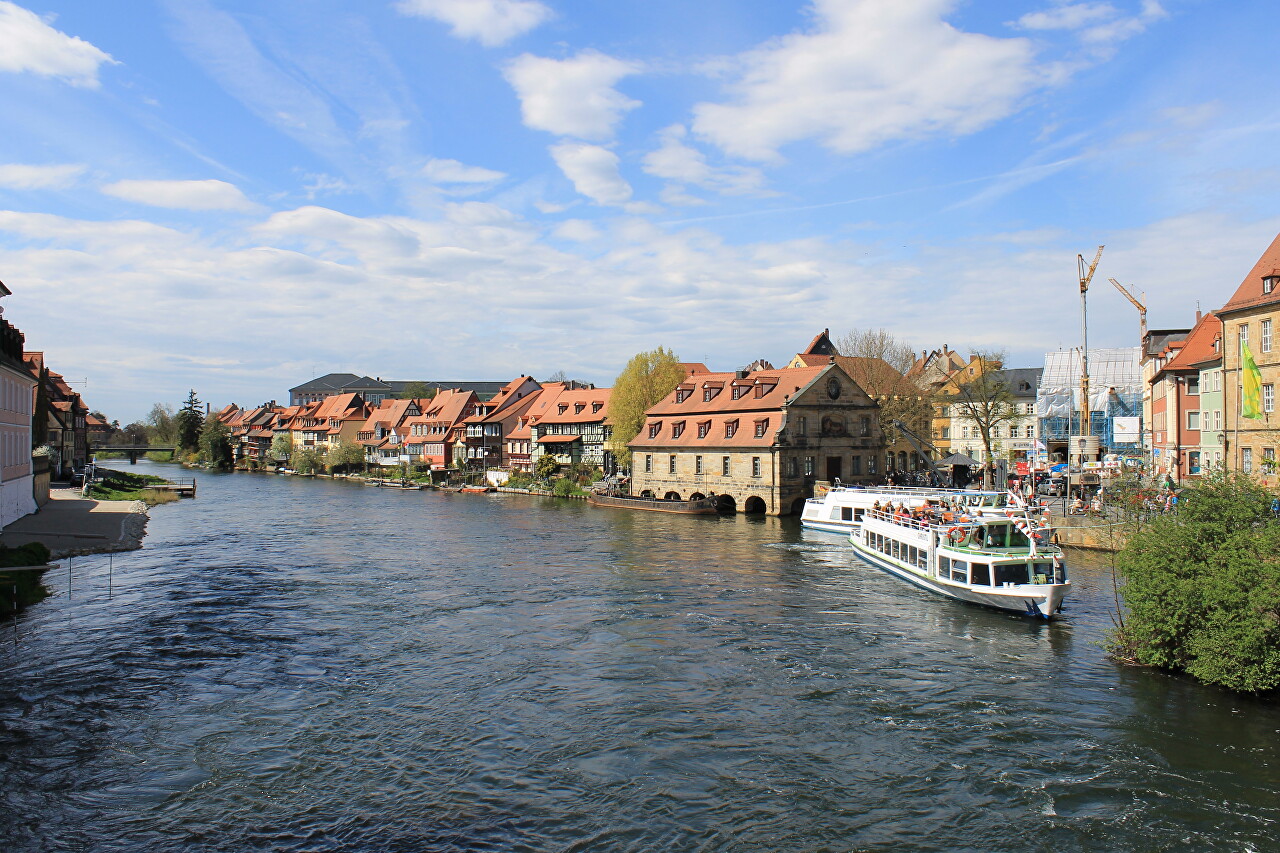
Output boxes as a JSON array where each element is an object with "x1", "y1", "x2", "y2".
[
  {"x1": 1109, "y1": 471, "x2": 1280, "y2": 693},
  {"x1": 146, "y1": 403, "x2": 178, "y2": 445},
  {"x1": 292, "y1": 446, "x2": 323, "y2": 474},
  {"x1": 199, "y1": 413, "x2": 234, "y2": 470},
  {"x1": 175, "y1": 391, "x2": 203, "y2": 453},
  {"x1": 397, "y1": 381, "x2": 435, "y2": 400},
  {"x1": 326, "y1": 439, "x2": 365, "y2": 473},
  {"x1": 607, "y1": 346, "x2": 685, "y2": 469},
  {"x1": 270, "y1": 433, "x2": 293, "y2": 462},
  {"x1": 535, "y1": 454, "x2": 560, "y2": 480}
]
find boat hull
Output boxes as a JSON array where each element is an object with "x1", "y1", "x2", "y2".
[
  {"x1": 587, "y1": 493, "x2": 720, "y2": 514},
  {"x1": 849, "y1": 537, "x2": 1069, "y2": 618}
]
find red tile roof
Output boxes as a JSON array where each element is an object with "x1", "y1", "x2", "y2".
[
  {"x1": 1160, "y1": 313, "x2": 1222, "y2": 374},
  {"x1": 1220, "y1": 231, "x2": 1280, "y2": 315}
]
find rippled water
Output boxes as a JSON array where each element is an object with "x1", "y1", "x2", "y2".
[{"x1": 1, "y1": 462, "x2": 1277, "y2": 852}]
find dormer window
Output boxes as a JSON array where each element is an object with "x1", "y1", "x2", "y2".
[
  {"x1": 592, "y1": 402, "x2": 602, "y2": 413},
  {"x1": 731, "y1": 386, "x2": 746, "y2": 400},
  {"x1": 558, "y1": 404, "x2": 568, "y2": 414},
  {"x1": 697, "y1": 420, "x2": 710, "y2": 439},
  {"x1": 675, "y1": 389, "x2": 691, "y2": 403},
  {"x1": 648, "y1": 421, "x2": 662, "y2": 439},
  {"x1": 671, "y1": 421, "x2": 685, "y2": 438},
  {"x1": 574, "y1": 403, "x2": 585, "y2": 414},
  {"x1": 725, "y1": 419, "x2": 738, "y2": 438},
  {"x1": 1265, "y1": 274, "x2": 1279, "y2": 294},
  {"x1": 754, "y1": 418, "x2": 768, "y2": 438}
]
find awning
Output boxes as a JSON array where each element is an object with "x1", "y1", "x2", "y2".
[
  {"x1": 937, "y1": 453, "x2": 980, "y2": 466},
  {"x1": 537, "y1": 435, "x2": 581, "y2": 443}
]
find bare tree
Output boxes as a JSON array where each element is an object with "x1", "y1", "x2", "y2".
[
  {"x1": 834, "y1": 327, "x2": 931, "y2": 451},
  {"x1": 949, "y1": 350, "x2": 1024, "y2": 487}
]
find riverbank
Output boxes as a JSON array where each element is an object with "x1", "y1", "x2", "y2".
[{"x1": 0, "y1": 487, "x2": 149, "y2": 558}]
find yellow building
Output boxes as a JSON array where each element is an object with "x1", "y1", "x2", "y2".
[{"x1": 1218, "y1": 231, "x2": 1280, "y2": 486}]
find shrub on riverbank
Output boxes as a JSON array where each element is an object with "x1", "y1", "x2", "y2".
[{"x1": 1109, "y1": 471, "x2": 1280, "y2": 694}]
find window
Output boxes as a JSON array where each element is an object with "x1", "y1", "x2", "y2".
[
  {"x1": 1214, "y1": 409, "x2": 1222, "y2": 431},
  {"x1": 575, "y1": 403, "x2": 585, "y2": 414},
  {"x1": 751, "y1": 457, "x2": 761, "y2": 477},
  {"x1": 754, "y1": 419, "x2": 768, "y2": 438},
  {"x1": 644, "y1": 454, "x2": 652, "y2": 473},
  {"x1": 1188, "y1": 451, "x2": 1201, "y2": 475},
  {"x1": 1266, "y1": 448, "x2": 1276, "y2": 471},
  {"x1": 695, "y1": 455, "x2": 703, "y2": 474},
  {"x1": 787, "y1": 457, "x2": 798, "y2": 476},
  {"x1": 868, "y1": 454, "x2": 877, "y2": 475},
  {"x1": 1267, "y1": 384, "x2": 1276, "y2": 414},
  {"x1": 1264, "y1": 320, "x2": 1274, "y2": 353},
  {"x1": 669, "y1": 455, "x2": 677, "y2": 474},
  {"x1": 962, "y1": 426, "x2": 969, "y2": 439},
  {"x1": 940, "y1": 427, "x2": 950, "y2": 439},
  {"x1": 797, "y1": 416, "x2": 807, "y2": 435},
  {"x1": 1186, "y1": 374, "x2": 1200, "y2": 394},
  {"x1": 675, "y1": 389, "x2": 691, "y2": 403},
  {"x1": 859, "y1": 416, "x2": 871, "y2": 437},
  {"x1": 697, "y1": 421, "x2": 710, "y2": 439},
  {"x1": 592, "y1": 402, "x2": 602, "y2": 413},
  {"x1": 804, "y1": 456, "x2": 814, "y2": 476},
  {"x1": 558, "y1": 404, "x2": 568, "y2": 414},
  {"x1": 731, "y1": 385, "x2": 747, "y2": 400},
  {"x1": 722, "y1": 456, "x2": 730, "y2": 476},
  {"x1": 1240, "y1": 324, "x2": 1249, "y2": 352},
  {"x1": 1025, "y1": 425, "x2": 1035, "y2": 439},
  {"x1": 1243, "y1": 447, "x2": 1253, "y2": 473},
  {"x1": 850, "y1": 455, "x2": 862, "y2": 475},
  {"x1": 725, "y1": 420, "x2": 738, "y2": 438},
  {"x1": 671, "y1": 421, "x2": 685, "y2": 438},
  {"x1": 648, "y1": 421, "x2": 662, "y2": 439},
  {"x1": 1266, "y1": 275, "x2": 1279, "y2": 294},
  {"x1": 1187, "y1": 411, "x2": 1200, "y2": 430}
]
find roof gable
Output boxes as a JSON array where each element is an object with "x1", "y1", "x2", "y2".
[{"x1": 1221, "y1": 231, "x2": 1280, "y2": 315}]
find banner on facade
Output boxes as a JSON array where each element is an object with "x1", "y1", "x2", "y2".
[{"x1": 1113, "y1": 416, "x2": 1140, "y2": 443}]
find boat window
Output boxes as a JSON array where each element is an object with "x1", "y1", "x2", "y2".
[
  {"x1": 939, "y1": 556, "x2": 950, "y2": 575},
  {"x1": 1007, "y1": 526, "x2": 1030, "y2": 549},
  {"x1": 1053, "y1": 561, "x2": 1067, "y2": 583},
  {"x1": 994, "y1": 563, "x2": 1030, "y2": 586},
  {"x1": 907, "y1": 546, "x2": 917, "y2": 566},
  {"x1": 853, "y1": 508, "x2": 863, "y2": 521},
  {"x1": 950, "y1": 559, "x2": 968, "y2": 582},
  {"x1": 841, "y1": 507, "x2": 853, "y2": 521},
  {"x1": 969, "y1": 563, "x2": 990, "y2": 585},
  {"x1": 1032, "y1": 562, "x2": 1053, "y2": 585}
]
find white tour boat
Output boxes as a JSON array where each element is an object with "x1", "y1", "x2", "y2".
[
  {"x1": 800, "y1": 485, "x2": 1018, "y2": 536},
  {"x1": 849, "y1": 505, "x2": 1070, "y2": 619}
]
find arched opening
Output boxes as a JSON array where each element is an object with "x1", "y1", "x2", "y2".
[
  {"x1": 743, "y1": 496, "x2": 767, "y2": 514},
  {"x1": 789, "y1": 496, "x2": 808, "y2": 516},
  {"x1": 664, "y1": 491, "x2": 682, "y2": 501},
  {"x1": 640, "y1": 489, "x2": 655, "y2": 498},
  {"x1": 689, "y1": 492, "x2": 706, "y2": 501},
  {"x1": 717, "y1": 494, "x2": 737, "y2": 513}
]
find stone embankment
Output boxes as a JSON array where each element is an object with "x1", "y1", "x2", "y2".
[
  {"x1": 0, "y1": 488, "x2": 149, "y2": 558},
  {"x1": 1049, "y1": 511, "x2": 1129, "y2": 552}
]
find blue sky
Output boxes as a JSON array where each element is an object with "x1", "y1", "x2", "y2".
[{"x1": 1, "y1": 0, "x2": 1278, "y2": 422}]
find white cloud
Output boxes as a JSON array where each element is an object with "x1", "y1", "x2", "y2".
[
  {"x1": 422, "y1": 158, "x2": 506, "y2": 184},
  {"x1": 642, "y1": 124, "x2": 767, "y2": 196},
  {"x1": 691, "y1": 0, "x2": 1046, "y2": 161},
  {"x1": 101, "y1": 179, "x2": 256, "y2": 211},
  {"x1": 0, "y1": 163, "x2": 86, "y2": 189},
  {"x1": 1014, "y1": 1, "x2": 1166, "y2": 58},
  {"x1": 552, "y1": 219, "x2": 601, "y2": 242},
  {"x1": 0, "y1": 1, "x2": 115, "y2": 87},
  {"x1": 549, "y1": 143, "x2": 633, "y2": 206},
  {"x1": 505, "y1": 50, "x2": 641, "y2": 141},
  {"x1": 394, "y1": 0, "x2": 552, "y2": 47}
]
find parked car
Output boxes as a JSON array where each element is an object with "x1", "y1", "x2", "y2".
[{"x1": 1037, "y1": 477, "x2": 1064, "y2": 497}]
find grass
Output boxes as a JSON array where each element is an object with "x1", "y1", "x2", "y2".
[{"x1": 89, "y1": 469, "x2": 178, "y2": 505}]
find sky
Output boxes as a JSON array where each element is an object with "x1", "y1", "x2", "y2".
[{"x1": 1, "y1": 0, "x2": 1279, "y2": 423}]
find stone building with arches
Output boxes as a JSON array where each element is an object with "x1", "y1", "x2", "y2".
[{"x1": 627, "y1": 360, "x2": 884, "y2": 515}]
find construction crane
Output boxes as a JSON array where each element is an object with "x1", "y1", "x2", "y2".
[
  {"x1": 1077, "y1": 246, "x2": 1104, "y2": 464},
  {"x1": 1108, "y1": 277, "x2": 1147, "y2": 341}
]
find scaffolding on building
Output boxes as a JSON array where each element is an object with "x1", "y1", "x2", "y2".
[{"x1": 1037, "y1": 347, "x2": 1144, "y2": 456}]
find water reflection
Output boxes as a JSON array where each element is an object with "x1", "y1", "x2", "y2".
[{"x1": 0, "y1": 463, "x2": 1277, "y2": 852}]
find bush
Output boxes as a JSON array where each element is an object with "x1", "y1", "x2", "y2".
[
  {"x1": 551, "y1": 477, "x2": 582, "y2": 497},
  {"x1": 1110, "y1": 471, "x2": 1280, "y2": 693},
  {"x1": 0, "y1": 542, "x2": 51, "y2": 567}
]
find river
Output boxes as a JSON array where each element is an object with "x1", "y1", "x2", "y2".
[{"x1": 1, "y1": 462, "x2": 1277, "y2": 852}]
